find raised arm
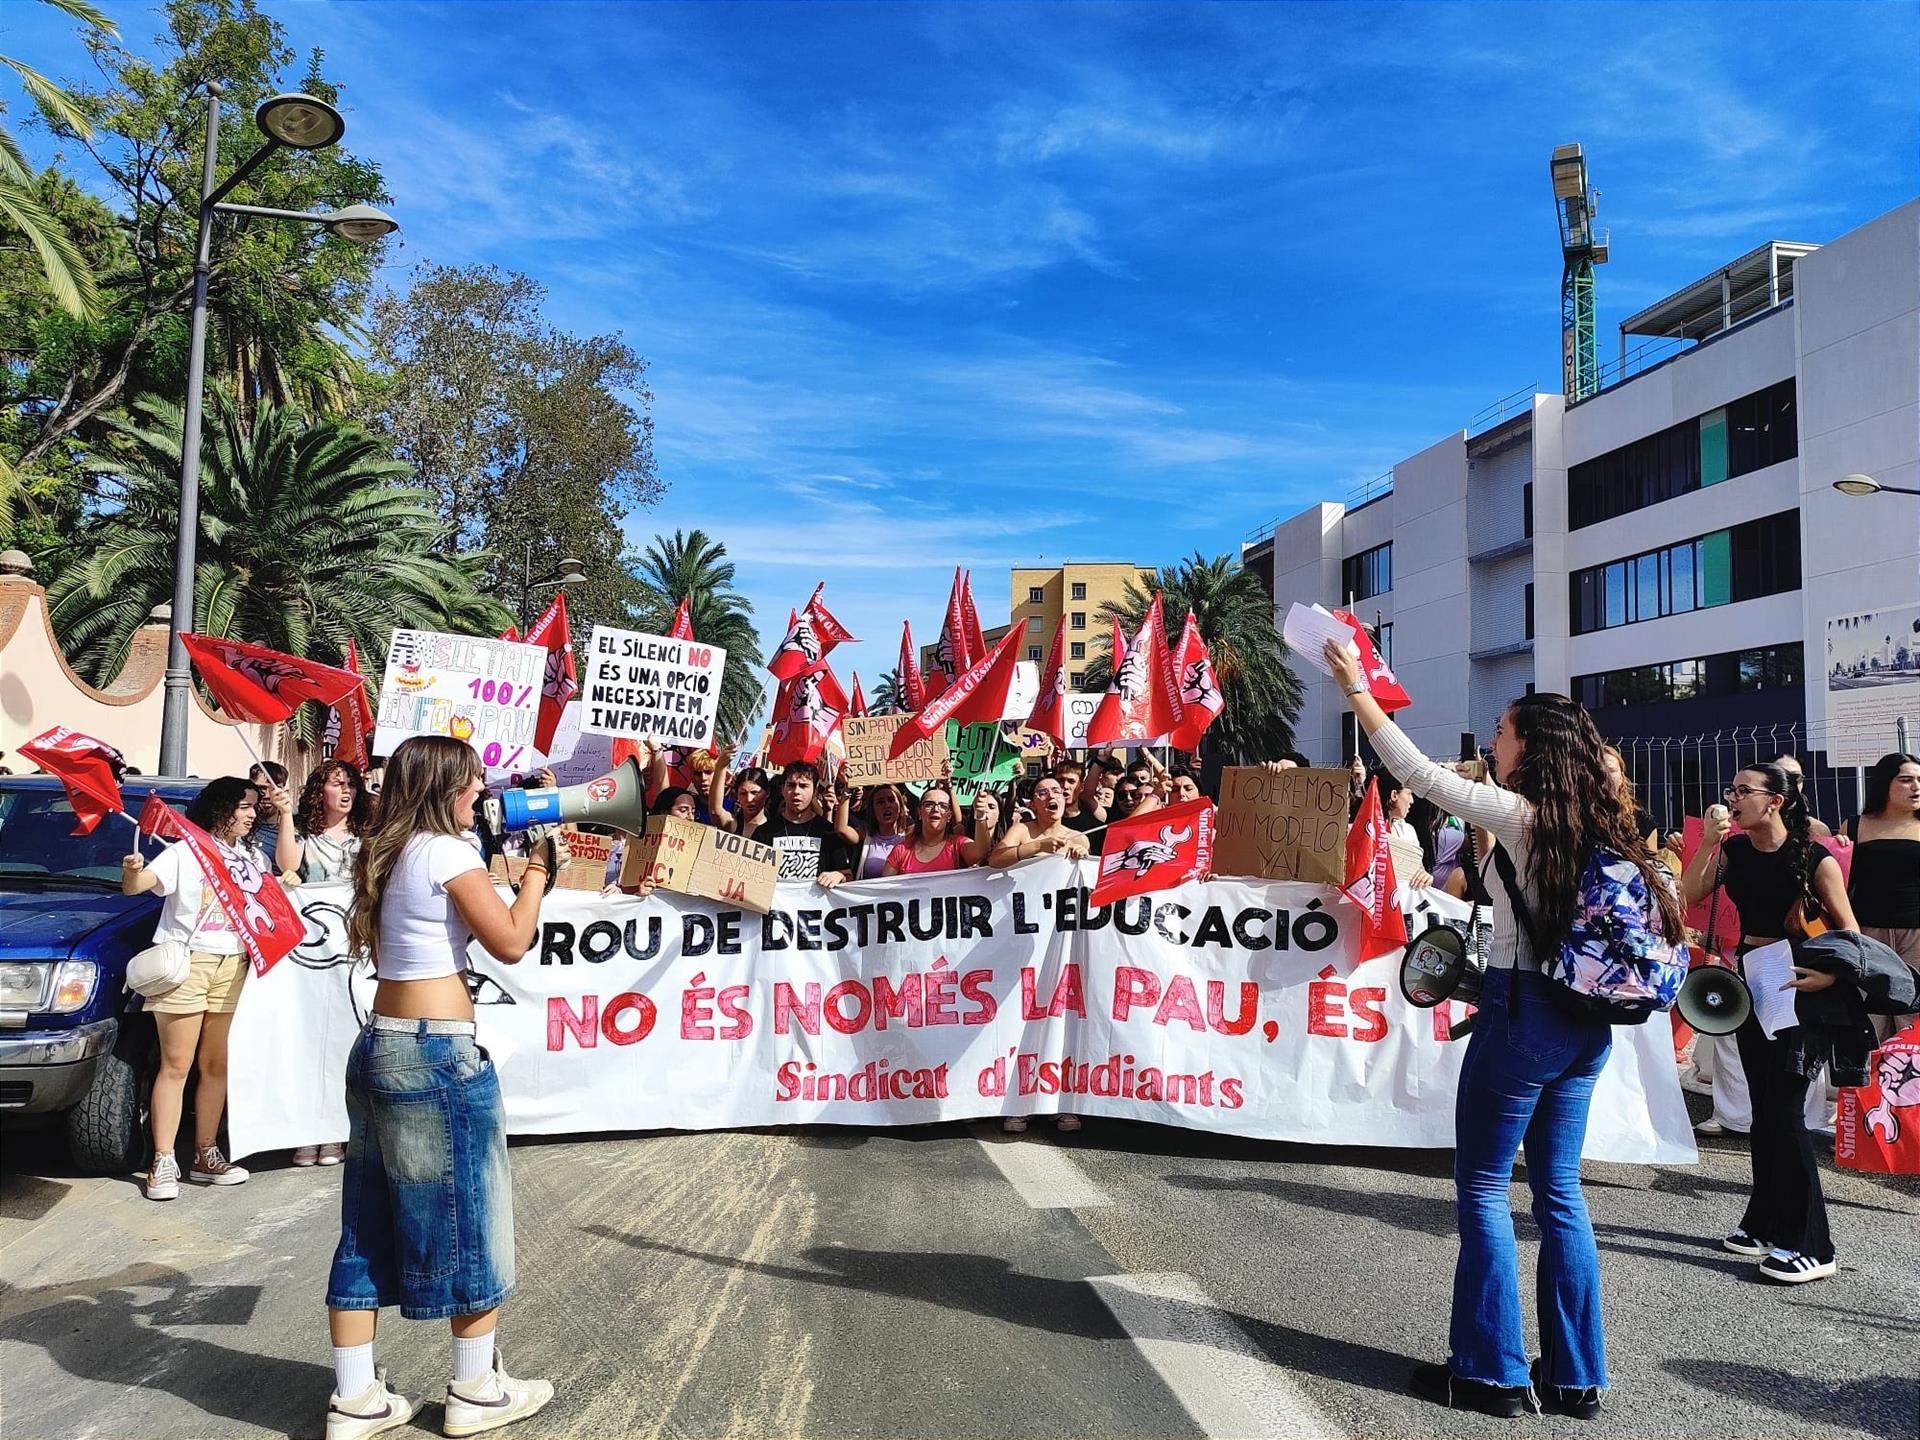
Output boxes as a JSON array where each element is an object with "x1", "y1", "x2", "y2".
[{"x1": 707, "y1": 748, "x2": 736, "y2": 831}]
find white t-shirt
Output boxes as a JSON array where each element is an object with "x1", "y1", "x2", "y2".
[
  {"x1": 376, "y1": 833, "x2": 488, "y2": 981},
  {"x1": 146, "y1": 841, "x2": 246, "y2": 955}
]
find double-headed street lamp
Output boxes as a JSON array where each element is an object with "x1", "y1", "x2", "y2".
[{"x1": 157, "y1": 85, "x2": 399, "y2": 776}]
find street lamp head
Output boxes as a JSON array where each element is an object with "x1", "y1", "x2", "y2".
[
  {"x1": 1833, "y1": 474, "x2": 1883, "y2": 498},
  {"x1": 256, "y1": 93, "x2": 346, "y2": 150},
  {"x1": 556, "y1": 558, "x2": 588, "y2": 584},
  {"x1": 322, "y1": 204, "x2": 399, "y2": 245}
]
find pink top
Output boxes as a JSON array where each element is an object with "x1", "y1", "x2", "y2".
[{"x1": 888, "y1": 835, "x2": 969, "y2": 874}]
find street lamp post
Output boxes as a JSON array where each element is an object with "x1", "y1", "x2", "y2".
[
  {"x1": 156, "y1": 86, "x2": 399, "y2": 777},
  {"x1": 518, "y1": 543, "x2": 588, "y2": 632}
]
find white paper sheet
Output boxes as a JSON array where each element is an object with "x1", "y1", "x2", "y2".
[
  {"x1": 1743, "y1": 939, "x2": 1799, "y2": 1038},
  {"x1": 1282, "y1": 603, "x2": 1360, "y2": 677}
]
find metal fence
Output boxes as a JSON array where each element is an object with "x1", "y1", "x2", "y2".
[{"x1": 1615, "y1": 725, "x2": 1878, "y2": 833}]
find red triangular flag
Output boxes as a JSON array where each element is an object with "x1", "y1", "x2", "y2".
[
  {"x1": 889, "y1": 620, "x2": 1029, "y2": 759},
  {"x1": 849, "y1": 672, "x2": 868, "y2": 718},
  {"x1": 1110, "y1": 615, "x2": 1128, "y2": 674},
  {"x1": 769, "y1": 662, "x2": 849, "y2": 766},
  {"x1": 523, "y1": 592, "x2": 579, "y2": 755},
  {"x1": 930, "y1": 567, "x2": 972, "y2": 693},
  {"x1": 327, "y1": 638, "x2": 377, "y2": 769},
  {"x1": 1085, "y1": 596, "x2": 1184, "y2": 747},
  {"x1": 1342, "y1": 778, "x2": 1408, "y2": 962},
  {"x1": 1090, "y1": 796, "x2": 1216, "y2": 908},
  {"x1": 19, "y1": 727, "x2": 125, "y2": 834},
  {"x1": 898, "y1": 620, "x2": 926, "y2": 712},
  {"x1": 768, "y1": 607, "x2": 819, "y2": 681},
  {"x1": 960, "y1": 571, "x2": 988, "y2": 663},
  {"x1": 802, "y1": 583, "x2": 857, "y2": 652},
  {"x1": 1025, "y1": 615, "x2": 1072, "y2": 749},
  {"x1": 499, "y1": 624, "x2": 521, "y2": 642},
  {"x1": 1168, "y1": 611, "x2": 1224, "y2": 753},
  {"x1": 1330, "y1": 607, "x2": 1412, "y2": 713},
  {"x1": 147, "y1": 796, "x2": 303, "y2": 976},
  {"x1": 181, "y1": 634, "x2": 367, "y2": 724},
  {"x1": 667, "y1": 597, "x2": 695, "y2": 640}
]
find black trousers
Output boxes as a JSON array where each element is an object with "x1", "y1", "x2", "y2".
[{"x1": 1733, "y1": 1014, "x2": 1833, "y2": 1261}]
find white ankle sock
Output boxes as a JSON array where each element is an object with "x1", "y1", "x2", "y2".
[
  {"x1": 452, "y1": 1331, "x2": 494, "y2": 1384},
  {"x1": 332, "y1": 1342, "x2": 376, "y2": 1398}
]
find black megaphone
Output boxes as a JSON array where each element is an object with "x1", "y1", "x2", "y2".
[
  {"x1": 1399, "y1": 920, "x2": 1484, "y2": 1010},
  {"x1": 1676, "y1": 966, "x2": 1752, "y2": 1036}
]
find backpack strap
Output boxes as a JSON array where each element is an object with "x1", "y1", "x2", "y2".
[{"x1": 1489, "y1": 842, "x2": 1548, "y2": 968}]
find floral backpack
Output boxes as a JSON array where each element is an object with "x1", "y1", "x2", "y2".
[{"x1": 1492, "y1": 846, "x2": 1691, "y2": 1024}]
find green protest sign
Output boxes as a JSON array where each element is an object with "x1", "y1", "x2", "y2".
[{"x1": 902, "y1": 720, "x2": 1020, "y2": 805}]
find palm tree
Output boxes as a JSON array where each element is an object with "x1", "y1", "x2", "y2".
[
  {"x1": 627, "y1": 528, "x2": 764, "y2": 744},
  {"x1": 1082, "y1": 552, "x2": 1303, "y2": 765},
  {"x1": 1, "y1": 0, "x2": 114, "y2": 317},
  {"x1": 42, "y1": 392, "x2": 508, "y2": 742},
  {"x1": 870, "y1": 667, "x2": 904, "y2": 715}
]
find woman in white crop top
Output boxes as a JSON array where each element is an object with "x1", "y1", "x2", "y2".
[
  {"x1": 320, "y1": 735, "x2": 556, "y2": 1437},
  {"x1": 1326, "y1": 639, "x2": 1685, "y2": 1423}
]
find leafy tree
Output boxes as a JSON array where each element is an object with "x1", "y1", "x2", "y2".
[
  {"x1": 870, "y1": 668, "x2": 904, "y2": 715},
  {"x1": 369, "y1": 263, "x2": 663, "y2": 642},
  {"x1": 42, "y1": 391, "x2": 507, "y2": 742},
  {"x1": 1082, "y1": 552, "x2": 1302, "y2": 765},
  {"x1": 1, "y1": 0, "x2": 116, "y2": 318},
  {"x1": 6, "y1": 0, "x2": 391, "y2": 471},
  {"x1": 626, "y1": 529, "x2": 764, "y2": 745}
]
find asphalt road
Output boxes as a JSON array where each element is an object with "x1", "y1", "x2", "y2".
[{"x1": 2, "y1": 1092, "x2": 1916, "y2": 1440}]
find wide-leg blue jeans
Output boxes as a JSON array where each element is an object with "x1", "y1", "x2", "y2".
[{"x1": 1449, "y1": 966, "x2": 1613, "y2": 1391}]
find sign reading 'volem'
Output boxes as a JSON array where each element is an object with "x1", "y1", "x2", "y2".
[{"x1": 582, "y1": 626, "x2": 726, "y2": 746}]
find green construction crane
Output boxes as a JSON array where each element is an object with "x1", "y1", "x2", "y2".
[{"x1": 1551, "y1": 144, "x2": 1608, "y2": 402}]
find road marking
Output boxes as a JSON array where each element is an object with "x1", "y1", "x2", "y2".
[
  {"x1": 970, "y1": 1123, "x2": 1112, "y2": 1208},
  {"x1": 1089, "y1": 1272, "x2": 1347, "y2": 1440}
]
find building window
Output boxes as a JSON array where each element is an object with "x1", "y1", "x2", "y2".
[
  {"x1": 1575, "y1": 643, "x2": 1803, "y2": 710},
  {"x1": 1070, "y1": 642, "x2": 1085, "y2": 660},
  {"x1": 1070, "y1": 670, "x2": 1085, "y2": 687},
  {"x1": 1524, "y1": 583, "x2": 1534, "y2": 640},
  {"x1": 1341, "y1": 542, "x2": 1392, "y2": 603},
  {"x1": 1070, "y1": 582, "x2": 1087, "y2": 600},
  {"x1": 1070, "y1": 611, "x2": 1086, "y2": 630},
  {"x1": 1027, "y1": 646, "x2": 1043, "y2": 662},
  {"x1": 1569, "y1": 510, "x2": 1799, "y2": 635},
  {"x1": 1567, "y1": 380, "x2": 1795, "y2": 529},
  {"x1": 1522, "y1": 482, "x2": 1534, "y2": 539},
  {"x1": 1376, "y1": 624, "x2": 1393, "y2": 666},
  {"x1": 1027, "y1": 586, "x2": 1044, "y2": 604}
]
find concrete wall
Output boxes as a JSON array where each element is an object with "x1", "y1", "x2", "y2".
[{"x1": 1388, "y1": 432, "x2": 1471, "y2": 761}]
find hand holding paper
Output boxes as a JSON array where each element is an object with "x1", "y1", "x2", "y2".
[{"x1": 1282, "y1": 603, "x2": 1360, "y2": 677}]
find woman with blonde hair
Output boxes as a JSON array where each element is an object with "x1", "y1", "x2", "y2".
[{"x1": 321, "y1": 736, "x2": 555, "y2": 1440}]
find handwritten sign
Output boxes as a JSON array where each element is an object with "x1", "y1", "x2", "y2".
[
  {"x1": 842, "y1": 713, "x2": 950, "y2": 785},
  {"x1": 582, "y1": 626, "x2": 726, "y2": 746},
  {"x1": 621, "y1": 815, "x2": 777, "y2": 912},
  {"x1": 946, "y1": 721, "x2": 1022, "y2": 804},
  {"x1": 1213, "y1": 766, "x2": 1348, "y2": 886},
  {"x1": 556, "y1": 824, "x2": 616, "y2": 891},
  {"x1": 373, "y1": 628, "x2": 544, "y2": 770}
]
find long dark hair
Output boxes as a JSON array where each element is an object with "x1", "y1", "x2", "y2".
[
  {"x1": 296, "y1": 759, "x2": 374, "y2": 838},
  {"x1": 910, "y1": 783, "x2": 958, "y2": 845},
  {"x1": 1863, "y1": 751, "x2": 1920, "y2": 817},
  {"x1": 1504, "y1": 693, "x2": 1685, "y2": 942},
  {"x1": 1741, "y1": 761, "x2": 1817, "y2": 910},
  {"x1": 187, "y1": 776, "x2": 258, "y2": 841}
]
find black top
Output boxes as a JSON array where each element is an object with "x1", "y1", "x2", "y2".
[
  {"x1": 1064, "y1": 810, "x2": 1106, "y2": 835},
  {"x1": 754, "y1": 814, "x2": 856, "y2": 883},
  {"x1": 1846, "y1": 835, "x2": 1920, "y2": 929},
  {"x1": 1719, "y1": 834, "x2": 1828, "y2": 937}
]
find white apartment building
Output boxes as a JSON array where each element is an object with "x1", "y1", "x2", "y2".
[{"x1": 1244, "y1": 198, "x2": 1918, "y2": 818}]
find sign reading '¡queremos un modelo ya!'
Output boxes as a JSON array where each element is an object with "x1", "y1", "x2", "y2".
[{"x1": 582, "y1": 626, "x2": 728, "y2": 746}]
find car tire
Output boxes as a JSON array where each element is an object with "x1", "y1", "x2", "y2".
[{"x1": 66, "y1": 1042, "x2": 147, "y2": 1175}]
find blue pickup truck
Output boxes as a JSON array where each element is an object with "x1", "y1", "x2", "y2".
[{"x1": 0, "y1": 773, "x2": 204, "y2": 1171}]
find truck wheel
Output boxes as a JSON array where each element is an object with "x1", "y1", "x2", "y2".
[{"x1": 67, "y1": 1047, "x2": 147, "y2": 1175}]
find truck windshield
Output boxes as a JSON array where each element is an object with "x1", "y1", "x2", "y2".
[{"x1": 0, "y1": 788, "x2": 154, "y2": 887}]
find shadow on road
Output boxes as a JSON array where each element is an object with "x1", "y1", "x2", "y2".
[
  {"x1": 1664, "y1": 1358, "x2": 1920, "y2": 1440},
  {"x1": 582, "y1": 1225, "x2": 1422, "y2": 1398},
  {"x1": 0, "y1": 1262, "x2": 330, "y2": 1435}
]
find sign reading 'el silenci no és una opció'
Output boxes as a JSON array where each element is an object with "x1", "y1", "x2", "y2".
[
  {"x1": 373, "y1": 628, "x2": 546, "y2": 770},
  {"x1": 582, "y1": 626, "x2": 727, "y2": 746}
]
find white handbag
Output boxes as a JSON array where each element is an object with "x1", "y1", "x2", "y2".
[{"x1": 125, "y1": 897, "x2": 211, "y2": 999}]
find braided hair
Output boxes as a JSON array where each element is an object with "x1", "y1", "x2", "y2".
[{"x1": 1744, "y1": 761, "x2": 1816, "y2": 910}]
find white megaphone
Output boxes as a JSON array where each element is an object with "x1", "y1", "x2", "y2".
[
  {"x1": 1676, "y1": 965, "x2": 1752, "y2": 1036},
  {"x1": 481, "y1": 756, "x2": 652, "y2": 839}
]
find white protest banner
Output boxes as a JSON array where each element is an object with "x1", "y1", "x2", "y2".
[
  {"x1": 228, "y1": 865, "x2": 1693, "y2": 1166},
  {"x1": 373, "y1": 628, "x2": 545, "y2": 770},
  {"x1": 582, "y1": 626, "x2": 726, "y2": 746},
  {"x1": 1000, "y1": 661, "x2": 1040, "y2": 722},
  {"x1": 1063, "y1": 692, "x2": 1102, "y2": 749}
]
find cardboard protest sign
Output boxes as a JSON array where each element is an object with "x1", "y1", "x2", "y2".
[
  {"x1": 842, "y1": 713, "x2": 949, "y2": 785},
  {"x1": 621, "y1": 815, "x2": 777, "y2": 912},
  {"x1": 1213, "y1": 766, "x2": 1348, "y2": 886},
  {"x1": 946, "y1": 720, "x2": 1022, "y2": 804},
  {"x1": 557, "y1": 825, "x2": 616, "y2": 890},
  {"x1": 582, "y1": 626, "x2": 726, "y2": 747},
  {"x1": 374, "y1": 629, "x2": 545, "y2": 771}
]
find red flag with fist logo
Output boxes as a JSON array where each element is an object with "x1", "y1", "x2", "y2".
[
  {"x1": 19, "y1": 727, "x2": 125, "y2": 834},
  {"x1": 1342, "y1": 777, "x2": 1407, "y2": 961}
]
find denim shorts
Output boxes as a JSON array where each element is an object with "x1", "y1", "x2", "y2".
[{"x1": 325, "y1": 1022, "x2": 515, "y2": 1320}]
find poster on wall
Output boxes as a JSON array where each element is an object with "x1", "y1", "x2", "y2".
[
  {"x1": 1824, "y1": 603, "x2": 1920, "y2": 765},
  {"x1": 372, "y1": 629, "x2": 545, "y2": 771}
]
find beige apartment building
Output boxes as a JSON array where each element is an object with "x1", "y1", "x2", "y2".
[{"x1": 1009, "y1": 562, "x2": 1154, "y2": 688}]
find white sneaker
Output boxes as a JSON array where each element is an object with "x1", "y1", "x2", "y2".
[
  {"x1": 1676, "y1": 1064, "x2": 1713, "y2": 1097},
  {"x1": 443, "y1": 1353, "x2": 554, "y2": 1437},
  {"x1": 189, "y1": 1145, "x2": 250, "y2": 1185},
  {"x1": 327, "y1": 1369, "x2": 418, "y2": 1440},
  {"x1": 145, "y1": 1151, "x2": 180, "y2": 1201},
  {"x1": 1695, "y1": 1118, "x2": 1746, "y2": 1137}
]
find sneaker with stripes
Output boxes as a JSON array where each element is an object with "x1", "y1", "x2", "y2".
[{"x1": 1758, "y1": 1249, "x2": 1836, "y2": 1284}]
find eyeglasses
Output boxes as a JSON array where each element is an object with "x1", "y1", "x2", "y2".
[{"x1": 1723, "y1": 784, "x2": 1769, "y2": 800}]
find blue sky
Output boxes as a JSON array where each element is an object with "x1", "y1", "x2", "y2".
[{"x1": 12, "y1": 1, "x2": 1918, "y2": 695}]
